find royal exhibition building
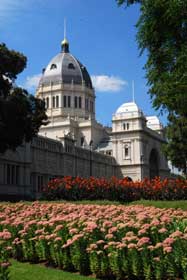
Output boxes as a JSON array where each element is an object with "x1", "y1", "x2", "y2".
[{"x1": 0, "y1": 37, "x2": 170, "y2": 200}]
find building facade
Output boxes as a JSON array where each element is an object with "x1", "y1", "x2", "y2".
[{"x1": 0, "y1": 37, "x2": 169, "y2": 199}]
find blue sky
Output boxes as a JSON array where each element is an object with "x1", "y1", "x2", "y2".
[{"x1": 0, "y1": 0, "x2": 167, "y2": 126}]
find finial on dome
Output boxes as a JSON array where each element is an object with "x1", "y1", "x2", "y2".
[
  {"x1": 61, "y1": 18, "x2": 69, "y2": 53},
  {"x1": 132, "y1": 80, "x2": 135, "y2": 103}
]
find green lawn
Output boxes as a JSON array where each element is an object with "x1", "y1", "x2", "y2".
[
  {"x1": 130, "y1": 199, "x2": 187, "y2": 210},
  {"x1": 49, "y1": 199, "x2": 187, "y2": 209},
  {"x1": 2, "y1": 199, "x2": 187, "y2": 209},
  {"x1": 10, "y1": 260, "x2": 96, "y2": 280}
]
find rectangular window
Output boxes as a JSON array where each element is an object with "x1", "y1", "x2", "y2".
[
  {"x1": 6, "y1": 164, "x2": 19, "y2": 185},
  {"x1": 90, "y1": 101, "x2": 94, "y2": 112},
  {"x1": 63, "y1": 96, "x2": 67, "y2": 107},
  {"x1": 7, "y1": 164, "x2": 10, "y2": 184},
  {"x1": 79, "y1": 97, "x2": 82, "y2": 108},
  {"x1": 68, "y1": 96, "x2": 71, "y2": 107},
  {"x1": 56, "y1": 96, "x2": 59, "y2": 107},
  {"x1": 46, "y1": 97, "x2": 49, "y2": 108},
  {"x1": 11, "y1": 165, "x2": 15, "y2": 184},
  {"x1": 16, "y1": 166, "x2": 19, "y2": 184},
  {"x1": 85, "y1": 98, "x2": 89, "y2": 110},
  {"x1": 74, "y1": 96, "x2": 77, "y2": 108},
  {"x1": 52, "y1": 96, "x2": 55, "y2": 108},
  {"x1": 37, "y1": 175, "x2": 44, "y2": 192}
]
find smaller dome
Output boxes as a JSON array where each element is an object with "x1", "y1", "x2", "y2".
[
  {"x1": 146, "y1": 116, "x2": 163, "y2": 130},
  {"x1": 115, "y1": 102, "x2": 142, "y2": 114}
]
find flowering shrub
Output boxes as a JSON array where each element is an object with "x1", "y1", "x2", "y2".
[
  {"x1": 0, "y1": 230, "x2": 11, "y2": 280},
  {"x1": 1, "y1": 202, "x2": 187, "y2": 279},
  {"x1": 42, "y1": 176, "x2": 187, "y2": 202}
]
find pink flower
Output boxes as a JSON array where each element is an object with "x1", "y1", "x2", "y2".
[
  {"x1": 170, "y1": 230, "x2": 183, "y2": 238},
  {"x1": 0, "y1": 230, "x2": 11, "y2": 240},
  {"x1": 163, "y1": 246, "x2": 172, "y2": 253},
  {"x1": 127, "y1": 243, "x2": 137, "y2": 249},
  {"x1": 158, "y1": 228, "x2": 167, "y2": 234},
  {"x1": 108, "y1": 227, "x2": 118, "y2": 234},
  {"x1": 105, "y1": 233, "x2": 113, "y2": 239},
  {"x1": 55, "y1": 237, "x2": 62, "y2": 242},
  {"x1": 163, "y1": 237, "x2": 175, "y2": 246},
  {"x1": 54, "y1": 225, "x2": 63, "y2": 232},
  {"x1": 138, "y1": 229, "x2": 147, "y2": 235},
  {"x1": 96, "y1": 240, "x2": 105, "y2": 245},
  {"x1": 154, "y1": 242, "x2": 163, "y2": 249},
  {"x1": 153, "y1": 257, "x2": 160, "y2": 262},
  {"x1": 0, "y1": 262, "x2": 11, "y2": 268},
  {"x1": 69, "y1": 228, "x2": 78, "y2": 234},
  {"x1": 137, "y1": 237, "x2": 150, "y2": 247}
]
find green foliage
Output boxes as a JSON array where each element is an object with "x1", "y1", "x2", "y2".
[
  {"x1": 163, "y1": 114, "x2": 187, "y2": 175},
  {"x1": 116, "y1": 0, "x2": 141, "y2": 7},
  {"x1": 117, "y1": 0, "x2": 187, "y2": 174},
  {"x1": 0, "y1": 246, "x2": 10, "y2": 280},
  {"x1": 0, "y1": 43, "x2": 48, "y2": 153}
]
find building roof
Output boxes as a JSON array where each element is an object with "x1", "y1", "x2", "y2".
[
  {"x1": 39, "y1": 39, "x2": 93, "y2": 89},
  {"x1": 146, "y1": 116, "x2": 163, "y2": 130},
  {"x1": 115, "y1": 102, "x2": 143, "y2": 115}
]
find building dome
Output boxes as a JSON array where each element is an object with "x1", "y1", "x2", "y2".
[
  {"x1": 39, "y1": 39, "x2": 93, "y2": 89},
  {"x1": 115, "y1": 102, "x2": 142, "y2": 115},
  {"x1": 146, "y1": 116, "x2": 163, "y2": 131}
]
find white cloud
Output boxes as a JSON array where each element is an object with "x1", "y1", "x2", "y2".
[
  {"x1": 23, "y1": 73, "x2": 127, "y2": 93},
  {"x1": 24, "y1": 74, "x2": 42, "y2": 90},
  {"x1": 91, "y1": 75, "x2": 127, "y2": 92}
]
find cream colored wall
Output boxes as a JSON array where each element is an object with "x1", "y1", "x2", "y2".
[
  {"x1": 36, "y1": 83, "x2": 95, "y2": 120},
  {"x1": 112, "y1": 111, "x2": 169, "y2": 180}
]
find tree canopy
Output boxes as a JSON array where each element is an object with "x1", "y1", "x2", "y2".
[
  {"x1": 117, "y1": 0, "x2": 187, "y2": 174},
  {"x1": 0, "y1": 43, "x2": 48, "y2": 153}
]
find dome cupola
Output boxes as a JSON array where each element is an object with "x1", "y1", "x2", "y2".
[
  {"x1": 39, "y1": 39, "x2": 93, "y2": 89},
  {"x1": 36, "y1": 37, "x2": 95, "y2": 122}
]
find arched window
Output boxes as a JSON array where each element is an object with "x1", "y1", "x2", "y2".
[
  {"x1": 68, "y1": 63, "x2": 75, "y2": 69},
  {"x1": 74, "y1": 96, "x2": 78, "y2": 108},
  {"x1": 79, "y1": 97, "x2": 82, "y2": 108},
  {"x1": 81, "y1": 136, "x2": 84, "y2": 146},
  {"x1": 149, "y1": 149, "x2": 159, "y2": 179},
  {"x1": 56, "y1": 96, "x2": 59, "y2": 107},
  {"x1": 123, "y1": 143, "x2": 131, "y2": 159},
  {"x1": 123, "y1": 122, "x2": 130, "y2": 130},
  {"x1": 50, "y1": 64, "x2": 57, "y2": 70},
  {"x1": 52, "y1": 96, "x2": 55, "y2": 108}
]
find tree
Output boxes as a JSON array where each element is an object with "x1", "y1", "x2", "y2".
[
  {"x1": 117, "y1": 0, "x2": 187, "y2": 174},
  {"x1": 0, "y1": 43, "x2": 48, "y2": 153},
  {"x1": 163, "y1": 114, "x2": 187, "y2": 174}
]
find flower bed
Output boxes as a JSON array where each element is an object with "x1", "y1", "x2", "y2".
[
  {"x1": 42, "y1": 176, "x2": 187, "y2": 201},
  {"x1": 1, "y1": 202, "x2": 187, "y2": 279}
]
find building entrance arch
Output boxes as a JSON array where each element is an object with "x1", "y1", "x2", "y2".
[{"x1": 149, "y1": 149, "x2": 159, "y2": 179}]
